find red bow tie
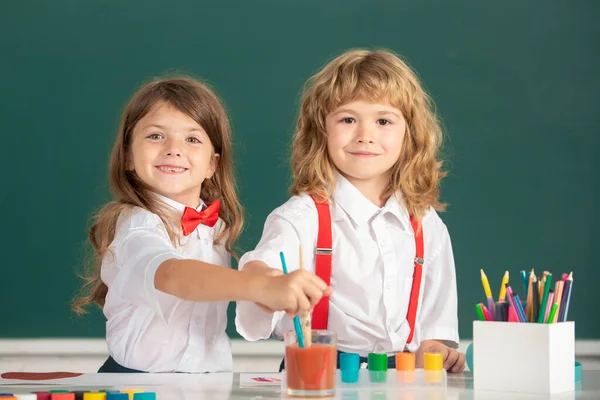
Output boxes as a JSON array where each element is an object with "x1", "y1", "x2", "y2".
[{"x1": 181, "y1": 200, "x2": 220, "y2": 236}]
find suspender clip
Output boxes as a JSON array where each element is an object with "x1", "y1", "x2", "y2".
[
  {"x1": 316, "y1": 247, "x2": 332, "y2": 255},
  {"x1": 414, "y1": 257, "x2": 424, "y2": 265}
]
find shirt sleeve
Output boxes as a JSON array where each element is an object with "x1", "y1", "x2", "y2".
[
  {"x1": 103, "y1": 213, "x2": 185, "y2": 324},
  {"x1": 417, "y1": 219, "x2": 460, "y2": 348},
  {"x1": 235, "y1": 198, "x2": 316, "y2": 341}
]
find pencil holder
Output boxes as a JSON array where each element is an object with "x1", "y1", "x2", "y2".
[{"x1": 473, "y1": 321, "x2": 574, "y2": 394}]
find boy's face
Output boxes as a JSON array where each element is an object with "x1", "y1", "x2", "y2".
[
  {"x1": 127, "y1": 102, "x2": 219, "y2": 208},
  {"x1": 325, "y1": 100, "x2": 406, "y2": 193}
]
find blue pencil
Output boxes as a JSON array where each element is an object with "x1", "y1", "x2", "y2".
[
  {"x1": 513, "y1": 294, "x2": 528, "y2": 323},
  {"x1": 279, "y1": 251, "x2": 305, "y2": 348},
  {"x1": 558, "y1": 273, "x2": 573, "y2": 322}
]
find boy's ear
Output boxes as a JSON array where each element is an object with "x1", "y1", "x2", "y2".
[{"x1": 207, "y1": 153, "x2": 220, "y2": 179}]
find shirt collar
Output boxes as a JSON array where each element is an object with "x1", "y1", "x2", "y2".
[
  {"x1": 331, "y1": 171, "x2": 381, "y2": 226},
  {"x1": 152, "y1": 193, "x2": 206, "y2": 216},
  {"x1": 331, "y1": 171, "x2": 410, "y2": 229},
  {"x1": 381, "y1": 191, "x2": 411, "y2": 230}
]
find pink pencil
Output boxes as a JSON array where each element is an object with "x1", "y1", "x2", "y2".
[
  {"x1": 481, "y1": 304, "x2": 493, "y2": 321},
  {"x1": 508, "y1": 305, "x2": 519, "y2": 322},
  {"x1": 544, "y1": 292, "x2": 555, "y2": 323},
  {"x1": 505, "y1": 285, "x2": 524, "y2": 322}
]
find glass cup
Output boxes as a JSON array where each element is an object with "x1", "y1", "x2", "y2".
[{"x1": 284, "y1": 329, "x2": 337, "y2": 397}]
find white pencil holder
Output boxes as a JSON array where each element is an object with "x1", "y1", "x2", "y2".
[{"x1": 473, "y1": 321, "x2": 575, "y2": 394}]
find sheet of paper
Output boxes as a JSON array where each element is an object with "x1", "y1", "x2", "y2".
[{"x1": 239, "y1": 373, "x2": 281, "y2": 388}]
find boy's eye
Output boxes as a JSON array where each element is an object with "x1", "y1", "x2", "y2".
[
  {"x1": 377, "y1": 119, "x2": 391, "y2": 126},
  {"x1": 341, "y1": 117, "x2": 356, "y2": 124},
  {"x1": 186, "y1": 137, "x2": 201, "y2": 144},
  {"x1": 147, "y1": 133, "x2": 163, "y2": 140}
]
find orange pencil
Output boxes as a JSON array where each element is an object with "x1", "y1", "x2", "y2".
[
  {"x1": 526, "y1": 271, "x2": 534, "y2": 322},
  {"x1": 552, "y1": 281, "x2": 564, "y2": 323}
]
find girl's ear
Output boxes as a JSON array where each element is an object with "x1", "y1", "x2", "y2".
[{"x1": 207, "y1": 153, "x2": 220, "y2": 179}]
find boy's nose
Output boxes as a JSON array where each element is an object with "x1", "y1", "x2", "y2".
[{"x1": 356, "y1": 124, "x2": 375, "y2": 144}]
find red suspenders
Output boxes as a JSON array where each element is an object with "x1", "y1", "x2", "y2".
[
  {"x1": 311, "y1": 198, "x2": 424, "y2": 345},
  {"x1": 311, "y1": 200, "x2": 333, "y2": 330},
  {"x1": 406, "y1": 216, "x2": 424, "y2": 344}
]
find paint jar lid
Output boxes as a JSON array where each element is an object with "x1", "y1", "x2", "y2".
[
  {"x1": 396, "y1": 352, "x2": 416, "y2": 371},
  {"x1": 424, "y1": 352, "x2": 443, "y2": 371},
  {"x1": 368, "y1": 353, "x2": 388, "y2": 371}
]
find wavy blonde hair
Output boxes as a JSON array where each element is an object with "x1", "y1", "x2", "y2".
[
  {"x1": 291, "y1": 49, "x2": 447, "y2": 219},
  {"x1": 73, "y1": 76, "x2": 244, "y2": 314}
]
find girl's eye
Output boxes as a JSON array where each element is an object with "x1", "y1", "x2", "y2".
[
  {"x1": 147, "y1": 133, "x2": 163, "y2": 140},
  {"x1": 341, "y1": 117, "x2": 356, "y2": 124},
  {"x1": 186, "y1": 137, "x2": 201, "y2": 144},
  {"x1": 377, "y1": 119, "x2": 391, "y2": 126}
]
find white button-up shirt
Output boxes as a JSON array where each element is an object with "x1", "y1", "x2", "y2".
[
  {"x1": 235, "y1": 174, "x2": 459, "y2": 356},
  {"x1": 101, "y1": 195, "x2": 232, "y2": 372}
]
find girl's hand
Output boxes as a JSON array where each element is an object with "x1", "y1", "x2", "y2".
[{"x1": 253, "y1": 270, "x2": 332, "y2": 315}]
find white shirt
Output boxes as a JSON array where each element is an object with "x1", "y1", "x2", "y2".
[
  {"x1": 101, "y1": 194, "x2": 232, "y2": 373},
  {"x1": 235, "y1": 174, "x2": 459, "y2": 356}
]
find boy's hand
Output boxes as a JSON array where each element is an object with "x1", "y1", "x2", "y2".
[{"x1": 415, "y1": 340, "x2": 465, "y2": 373}]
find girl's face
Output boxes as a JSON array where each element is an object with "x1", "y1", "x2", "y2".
[
  {"x1": 325, "y1": 100, "x2": 406, "y2": 192},
  {"x1": 128, "y1": 102, "x2": 219, "y2": 208}
]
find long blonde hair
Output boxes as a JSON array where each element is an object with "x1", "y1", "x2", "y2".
[
  {"x1": 73, "y1": 76, "x2": 244, "y2": 314},
  {"x1": 291, "y1": 49, "x2": 447, "y2": 219}
]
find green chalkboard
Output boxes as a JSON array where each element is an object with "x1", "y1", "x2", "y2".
[{"x1": 1, "y1": 1, "x2": 598, "y2": 340}]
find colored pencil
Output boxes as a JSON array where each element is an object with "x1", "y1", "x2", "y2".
[
  {"x1": 547, "y1": 303, "x2": 559, "y2": 324},
  {"x1": 526, "y1": 271, "x2": 534, "y2": 321},
  {"x1": 498, "y1": 271, "x2": 509, "y2": 302},
  {"x1": 481, "y1": 269, "x2": 493, "y2": 299},
  {"x1": 520, "y1": 270, "x2": 529, "y2": 299},
  {"x1": 544, "y1": 291, "x2": 554, "y2": 323},
  {"x1": 476, "y1": 304, "x2": 485, "y2": 321},
  {"x1": 552, "y1": 281, "x2": 564, "y2": 323},
  {"x1": 558, "y1": 272, "x2": 573, "y2": 322},
  {"x1": 537, "y1": 273, "x2": 553, "y2": 323},
  {"x1": 505, "y1": 286, "x2": 523, "y2": 322},
  {"x1": 513, "y1": 294, "x2": 528, "y2": 323},
  {"x1": 481, "y1": 304, "x2": 493, "y2": 321},
  {"x1": 532, "y1": 278, "x2": 539, "y2": 322}
]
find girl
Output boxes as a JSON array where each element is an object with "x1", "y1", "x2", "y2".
[
  {"x1": 235, "y1": 50, "x2": 465, "y2": 373},
  {"x1": 73, "y1": 77, "x2": 331, "y2": 373}
]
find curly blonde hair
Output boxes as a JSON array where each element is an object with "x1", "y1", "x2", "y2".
[
  {"x1": 291, "y1": 49, "x2": 447, "y2": 219},
  {"x1": 73, "y1": 76, "x2": 244, "y2": 314}
]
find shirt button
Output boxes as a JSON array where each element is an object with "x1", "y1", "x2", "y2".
[
  {"x1": 376, "y1": 344, "x2": 384, "y2": 351},
  {"x1": 386, "y1": 283, "x2": 393, "y2": 289},
  {"x1": 204, "y1": 238, "x2": 209, "y2": 245}
]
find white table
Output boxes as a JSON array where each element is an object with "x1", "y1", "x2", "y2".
[{"x1": 0, "y1": 371, "x2": 598, "y2": 399}]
